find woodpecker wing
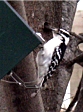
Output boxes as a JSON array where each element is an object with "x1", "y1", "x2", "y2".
[{"x1": 42, "y1": 42, "x2": 67, "y2": 86}]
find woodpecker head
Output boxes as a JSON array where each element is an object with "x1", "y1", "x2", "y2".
[
  {"x1": 59, "y1": 29, "x2": 70, "y2": 38},
  {"x1": 50, "y1": 28, "x2": 71, "y2": 45},
  {"x1": 59, "y1": 29, "x2": 71, "y2": 45},
  {"x1": 43, "y1": 22, "x2": 70, "y2": 45}
]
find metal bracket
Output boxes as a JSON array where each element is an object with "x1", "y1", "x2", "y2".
[{"x1": 1, "y1": 70, "x2": 42, "y2": 89}]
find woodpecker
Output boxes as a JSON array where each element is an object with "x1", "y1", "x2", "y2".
[{"x1": 36, "y1": 28, "x2": 71, "y2": 87}]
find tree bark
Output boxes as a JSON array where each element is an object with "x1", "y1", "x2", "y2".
[
  {"x1": 24, "y1": 1, "x2": 62, "y2": 112},
  {"x1": 0, "y1": 82, "x2": 9, "y2": 112},
  {"x1": 56, "y1": 1, "x2": 78, "y2": 112},
  {"x1": 0, "y1": 1, "x2": 82, "y2": 112},
  {"x1": 74, "y1": 76, "x2": 83, "y2": 112},
  {"x1": 24, "y1": 1, "x2": 78, "y2": 112},
  {"x1": 66, "y1": 75, "x2": 82, "y2": 112}
]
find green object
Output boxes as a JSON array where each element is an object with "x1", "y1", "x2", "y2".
[{"x1": 0, "y1": 1, "x2": 43, "y2": 79}]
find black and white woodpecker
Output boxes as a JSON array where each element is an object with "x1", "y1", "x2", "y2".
[{"x1": 36, "y1": 24, "x2": 71, "y2": 88}]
